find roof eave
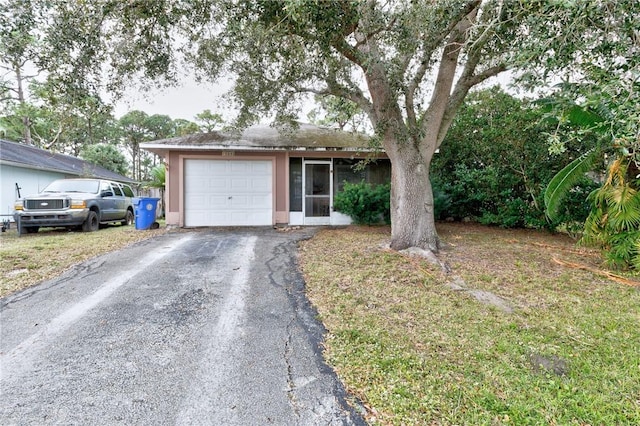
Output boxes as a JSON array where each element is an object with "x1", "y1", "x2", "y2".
[
  {"x1": 140, "y1": 144, "x2": 379, "y2": 153},
  {"x1": 0, "y1": 159, "x2": 82, "y2": 176}
]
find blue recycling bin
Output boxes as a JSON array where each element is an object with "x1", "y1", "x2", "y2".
[{"x1": 133, "y1": 197, "x2": 160, "y2": 230}]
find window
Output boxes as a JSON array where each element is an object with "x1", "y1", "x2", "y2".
[
  {"x1": 333, "y1": 158, "x2": 366, "y2": 194},
  {"x1": 122, "y1": 185, "x2": 135, "y2": 197},
  {"x1": 333, "y1": 158, "x2": 391, "y2": 195},
  {"x1": 100, "y1": 181, "x2": 114, "y2": 196},
  {"x1": 43, "y1": 179, "x2": 99, "y2": 193},
  {"x1": 289, "y1": 158, "x2": 302, "y2": 212},
  {"x1": 112, "y1": 184, "x2": 123, "y2": 196}
]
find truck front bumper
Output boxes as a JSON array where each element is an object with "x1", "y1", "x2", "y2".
[{"x1": 14, "y1": 209, "x2": 89, "y2": 228}]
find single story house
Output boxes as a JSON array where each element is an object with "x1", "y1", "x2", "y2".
[
  {"x1": 0, "y1": 139, "x2": 134, "y2": 218},
  {"x1": 141, "y1": 124, "x2": 390, "y2": 227}
]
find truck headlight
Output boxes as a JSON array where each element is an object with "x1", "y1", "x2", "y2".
[
  {"x1": 14, "y1": 201, "x2": 23, "y2": 211},
  {"x1": 70, "y1": 200, "x2": 87, "y2": 209}
]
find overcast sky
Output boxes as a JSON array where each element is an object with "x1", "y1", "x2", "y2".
[
  {"x1": 112, "y1": 79, "x2": 236, "y2": 122},
  {"x1": 112, "y1": 73, "x2": 518, "y2": 123}
]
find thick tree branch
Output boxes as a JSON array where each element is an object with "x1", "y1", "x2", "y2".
[
  {"x1": 419, "y1": 3, "x2": 480, "y2": 158},
  {"x1": 405, "y1": 1, "x2": 481, "y2": 127},
  {"x1": 331, "y1": 38, "x2": 365, "y2": 67},
  {"x1": 353, "y1": 16, "x2": 396, "y2": 50},
  {"x1": 295, "y1": 82, "x2": 376, "y2": 127},
  {"x1": 467, "y1": 64, "x2": 507, "y2": 87},
  {"x1": 433, "y1": 5, "x2": 510, "y2": 149},
  {"x1": 436, "y1": 62, "x2": 507, "y2": 149}
]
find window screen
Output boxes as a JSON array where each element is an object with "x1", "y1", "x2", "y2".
[{"x1": 289, "y1": 158, "x2": 302, "y2": 212}]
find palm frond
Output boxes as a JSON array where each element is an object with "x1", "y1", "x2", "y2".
[
  {"x1": 544, "y1": 149, "x2": 598, "y2": 221},
  {"x1": 565, "y1": 105, "x2": 606, "y2": 129},
  {"x1": 604, "y1": 185, "x2": 640, "y2": 231},
  {"x1": 147, "y1": 164, "x2": 166, "y2": 189},
  {"x1": 633, "y1": 238, "x2": 640, "y2": 270}
]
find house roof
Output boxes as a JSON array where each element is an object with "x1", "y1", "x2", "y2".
[
  {"x1": 0, "y1": 139, "x2": 135, "y2": 183},
  {"x1": 141, "y1": 123, "x2": 377, "y2": 155}
]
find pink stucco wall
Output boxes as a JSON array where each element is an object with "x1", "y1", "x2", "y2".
[{"x1": 163, "y1": 149, "x2": 384, "y2": 227}]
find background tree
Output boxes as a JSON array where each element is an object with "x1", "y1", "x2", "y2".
[
  {"x1": 22, "y1": 0, "x2": 640, "y2": 258},
  {"x1": 307, "y1": 95, "x2": 368, "y2": 133},
  {"x1": 118, "y1": 110, "x2": 150, "y2": 182},
  {"x1": 0, "y1": 0, "x2": 40, "y2": 144},
  {"x1": 141, "y1": 114, "x2": 175, "y2": 179},
  {"x1": 194, "y1": 109, "x2": 224, "y2": 132},
  {"x1": 80, "y1": 143, "x2": 129, "y2": 176},
  {"x1": 29, "y1": 79, "x2": 117, "y2": 154},
  {"x1": 173, "y1": 118, "x2": 200, "y2": 136}
]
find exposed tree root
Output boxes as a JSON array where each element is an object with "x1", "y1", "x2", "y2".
[
  {"x1": 382, "y1": 244, "x2": 514, "y2": 312},
  {"x1": 552, "y1": 257, "x2": 640, "y2": 287},
  {"x1": 398, "y1": 247, "x2": 451, "y2": 273},
  {"x1": 379, "y1": 242, "x2": 450, "y2": 273}
]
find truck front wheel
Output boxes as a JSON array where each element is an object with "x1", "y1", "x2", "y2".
[{"x1": 82, "y1": 211, "x2": 99, "y2": 232}]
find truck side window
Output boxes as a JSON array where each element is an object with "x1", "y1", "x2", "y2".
[
  {"x1": 100, "y1": 182, "x2": 114, "y2": 197},
  {"x1": 113, "y1": 184, "x2": 123, "y2": 196}
]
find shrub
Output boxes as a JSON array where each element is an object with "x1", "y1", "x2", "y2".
[
  {"x1": 431, "y1": 87, "x2": 597, "y2": 230},
  {"x1": 334, "y1": 181, "x2": 391, "y2": 225}
]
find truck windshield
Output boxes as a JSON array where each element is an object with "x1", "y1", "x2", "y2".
[{"x1": 43, "y1": 180, "x2": 100, "y2": 194}]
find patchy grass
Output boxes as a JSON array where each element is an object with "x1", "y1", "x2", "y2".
[
  {"x1": 0, "y1": 223, "x2": 168, "y2": 298},
  {"x1": 300, "y1": 223, "x2": 640, "y2": 425}
]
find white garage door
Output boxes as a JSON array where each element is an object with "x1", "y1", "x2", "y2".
[{"x1": 184, "y1": 159, "x2": 273, "y2": 226}]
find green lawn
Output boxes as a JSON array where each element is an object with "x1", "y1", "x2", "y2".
[{"x1": 300, "y1": 224, "x2": 640, "y2": 425}]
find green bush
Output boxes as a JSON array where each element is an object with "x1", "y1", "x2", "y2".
[
  {"x1": 430, "y1": 88, "x2": 598, "y2": 230},
  {"x1": 334, "y1": 181, "x2": 391, "y2": 225},
  {"x1": 432, "y1": 183, "x2": 452, "y2": 221}
]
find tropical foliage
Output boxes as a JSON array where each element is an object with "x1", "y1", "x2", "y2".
[
  {"x1": 582, "y1": 158, "x2": 640, "y2": 269},
  {"x1": 432, "y1": 88, "x2": 597, "y2": 229},
  {"x1": 542, "y1": 90, "x2": 639, "y2": 269}
]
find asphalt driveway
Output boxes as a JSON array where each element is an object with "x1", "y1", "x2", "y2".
[{"x1": 0, "y1": 228, "x2": 364, "y2": 425}]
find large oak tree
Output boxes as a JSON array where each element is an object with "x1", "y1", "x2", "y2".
[{"x1": 17, "y1": 0, "x2": 639, "y2": 254}]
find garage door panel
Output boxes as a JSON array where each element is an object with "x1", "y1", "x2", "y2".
[
  {"x1": 230, "y1": 178, "x2": 250, "y2": 191},
  {"x1": 230, "y1": 162, "x2": 249, "y2": 173},
  {"x1": 230, "y1": 195, "x2": 249, "y2": 208},
  {"x1": 188, "y1": 195, "x2": 207, "y2": 208},
  {"x1": 209, "y1": 195, "x2": 229, "y2": 205},
  {"x1": 250, "y1": 161, "x2": 271, "y2": 173},
  {"x1": 249, "y1": 178, "x2": 270, "y2": 191},
  {"x1": 184, "y1": 159, "x2": 273, "y2": 227},
  {"x1": 251, "y1": 194, "x2": 271, "y2": 206},
  {"x1": 188, "y1": 161, "x2": 209, "y2": 174},
  {"x1": 208, "y1": 178, "x2": 228, "y2": 189}
]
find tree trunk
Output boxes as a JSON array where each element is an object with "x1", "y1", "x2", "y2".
[
  {"x1": 15, "y1": 66, "x2": 32, "y2": 145},
  {"x1": 388, "y1": 143, "x2": 439, "y2": 252}
]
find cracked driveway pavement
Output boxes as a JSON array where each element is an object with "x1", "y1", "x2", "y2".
[{"x1": 0, "y1": 228, "x2": 364, "y2": 425}]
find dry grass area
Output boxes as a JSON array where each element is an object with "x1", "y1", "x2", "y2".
[
  {"x1": 0, "y1": 224, "x2": 168, "y2": 297},
  {"x1": 300, "y1": 223, "x2": 640, "y2": 425}
]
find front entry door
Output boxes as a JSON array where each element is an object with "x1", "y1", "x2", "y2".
[{"x1": 303, "y1": 161, "x2": 331, "y2": 225}]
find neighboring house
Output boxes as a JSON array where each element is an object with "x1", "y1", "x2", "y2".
[
  {"x1": 141, "y1": 123, "x2": 390, "y2": 227},
  {"x1": 0, "y1": 139, "x2": 134, "y2": 218}
]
